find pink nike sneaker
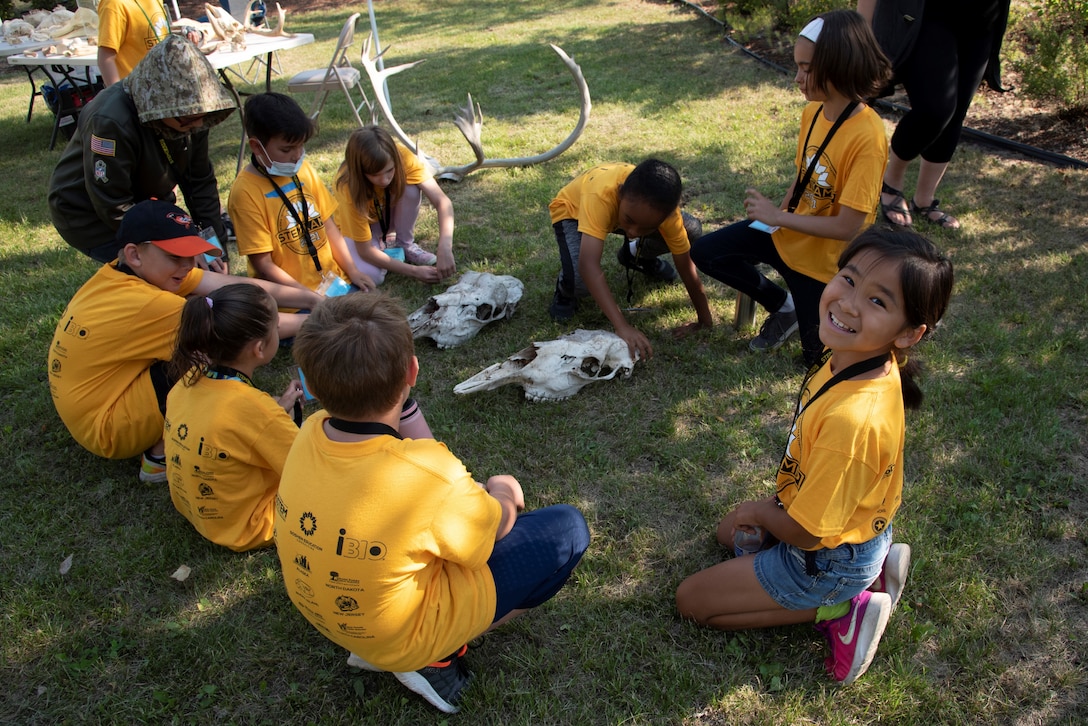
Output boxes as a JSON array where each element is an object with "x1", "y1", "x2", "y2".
[
  {"x1": 816, "y1": 590, "x2": 892, "y2": 684},
  {"x1": 869, "y1": 543, "x2": 911, "y2": 613}
]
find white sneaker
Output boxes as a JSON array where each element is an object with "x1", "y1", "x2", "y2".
[
  {"x1": 870, "y1": 542, "x2": 911, "y2": 612},
  {"x1": 346, "y1": 652, "x2": 381, "y2": 671}
]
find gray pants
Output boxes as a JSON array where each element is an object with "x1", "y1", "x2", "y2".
[{"x1": 552, "y1": 212, "x2": 701, "y2": 297}]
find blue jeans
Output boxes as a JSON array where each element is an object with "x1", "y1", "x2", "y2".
[
  {"x1": 690, "y1": 219, "x2": 827, "y2": 366},
  {"x1": 753, "y1": 526, "x2": 893, "y2": 610},
  {"x1": 489, "y1": 505, "x2": 590, "y2": 622}
]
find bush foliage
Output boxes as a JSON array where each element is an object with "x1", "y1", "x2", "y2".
[
  {"x1": 1012, "y1": 0, "x2": 1088, "y2": 110},
  {"x1": 719, "y1": 0, "x2": 1088, "y2": 112}
]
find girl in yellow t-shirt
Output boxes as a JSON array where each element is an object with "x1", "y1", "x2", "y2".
[
  {"x1": 677, "y1": 228, "x2": 953, "y2": 685},
  {"x1": 691, "y1": 10, "x2": 892, "y2": 367},
  {"x1": 164, "y1": 284, "x2": 304, "y2": 551},
  {"x1": 333, "y1": 126, "x2": 456, "y2": 284}
]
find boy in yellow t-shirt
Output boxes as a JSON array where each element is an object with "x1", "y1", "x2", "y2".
[
  {"x1": 47, "y1": 200, "x2": 321, "y2": 483},
  {"x1": 228, "y1": 93, "x2": 376, "y2": 301},
  {"x1": 275, "y1": 293, "x2": 589, "y2": 714},
  {"x1": 548, "y1": 159, "x2": 714, "y2": 361}
]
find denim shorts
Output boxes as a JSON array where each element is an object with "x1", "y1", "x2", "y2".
[{"x1": 753, "y1": 527, "x2": 892, "y2": 610}]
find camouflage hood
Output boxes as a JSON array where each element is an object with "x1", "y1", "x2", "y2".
[{"x1": 122, "y1": 34, "x2": 236, "y2": 138}]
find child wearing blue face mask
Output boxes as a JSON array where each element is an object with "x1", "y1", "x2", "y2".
[{"x1": 227, "y1": 93, "x2": 377, "y2": 304}]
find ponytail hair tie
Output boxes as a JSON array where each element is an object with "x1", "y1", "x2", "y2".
[{"x1": 205, "y1": 297, "x2": 214, "y2": 309}]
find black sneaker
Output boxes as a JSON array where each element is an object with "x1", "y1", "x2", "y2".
[
  {"x1": 749, "y1": 308, "x2": 798, "y2": 352},
  {"x1": 549, "y1": 285, "x2": 577, "y2": 321},
  {"x1": 220, "y1": 212, "x2": 236, "y2": 244},
  {"x1": 617, "y1": 242, "x2": 677, "y2": 282},
  {"x1": 393, "y1": 646, "x2": 473, "y2": 714}
]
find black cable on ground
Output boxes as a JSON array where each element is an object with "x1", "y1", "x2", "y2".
[{"x1": 667, "y1": 0, "x2": 1088, "y2": 170}]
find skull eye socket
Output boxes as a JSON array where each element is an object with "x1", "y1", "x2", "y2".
[
  {"x1": 581, "y1": 357, "x2": 608, "y2": 377},
  {"x1": 476, "y1": 303, "x2": 495, "y2": 320},
  {"x1": 422, "y1": 299, "x2": 440, "y2": 314}
]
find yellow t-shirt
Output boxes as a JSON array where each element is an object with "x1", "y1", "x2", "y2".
[
  {"x1": 47, "y1": 263, "x2": 203, "y2": 459},
  {"x1": 275, "y1": 413, "x2": 502, "y2": 672},
  {"x1": 548, "y1": 163, "x2": 690, "y2": 255},
  {"x1": 334, "y1": 141, "x2": 431, "y2": 243},
  {"x1": 229, "y1": 160, "x2": 343, "y2": 293},
  {"x1": 97, "y1": 0, "x2": 169, "y2": 79},
  {"x1": 775, "y1": 357, "x2": 905, "y2": 549},
  {"x1": 772, "y1": 102, "x2": 888, "y2": 282},
  {"x1": 166, "y1": 374, "x2": 299, "y2": 552}
]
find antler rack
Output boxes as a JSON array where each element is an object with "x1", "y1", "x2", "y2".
[{"x1": 359, "y1": 39, "x2": 592, "y2": 181}]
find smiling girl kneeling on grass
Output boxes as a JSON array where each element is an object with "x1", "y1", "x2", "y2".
[{"x1": 676, "y1": 228, "x2": 953, "y2": 684}]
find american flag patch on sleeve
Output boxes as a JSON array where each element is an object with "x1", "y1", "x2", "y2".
[{"x1": 90, "y1": 135, "x2": 116, "y2": 156}]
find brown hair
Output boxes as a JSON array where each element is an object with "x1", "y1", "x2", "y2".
[
  {"x1": 807, "y1": 10, "x2": 892, "y2": 102},
  {"x1": 169, "y1": 284, "x2": 278, "y2": 384},
  {"x1": 335, "y1": 126, "x2": 407, "y2": 223},
  {"x1": 837, "y1": 228, "x2": 954, "y2": 409},
  {"x1": 293, "y1": 293, "x2": 414, "y2": 419}
]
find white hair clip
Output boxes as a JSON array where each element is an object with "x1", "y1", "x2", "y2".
[{"x1": 799, "y1": 17, "x2": 824, "y2": 43}]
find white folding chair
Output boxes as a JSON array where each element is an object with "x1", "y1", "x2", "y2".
[{"x1": 286, "y1": 13, "x2": 370, "y2": 127}]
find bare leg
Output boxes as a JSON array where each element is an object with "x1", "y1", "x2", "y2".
[
  {"x1": 880, "y1": 150, "x2": 912, "y2": 227},
  {"x1": 910, "y1": 159, "x2": 960, "y2": 228},
  {"x1": 486, "y1": 608, "x2": 528, "y2": 632},
  {"x1": 675, "y1": 555, "x2": 816, "y2": 630}
]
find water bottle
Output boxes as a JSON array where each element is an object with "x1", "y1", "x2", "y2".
[{"x1": 733, "y1": 526, "x2": 766, "y2": 557}]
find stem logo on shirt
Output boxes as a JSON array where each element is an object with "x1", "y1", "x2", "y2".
[{"x1": 277, "y1": 195, "x2": 326, "y2": 255}]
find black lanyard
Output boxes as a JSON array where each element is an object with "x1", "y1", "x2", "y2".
[
  {"x1": 206, "y1": 365, "x2": 255, "y2": 387},
  {"x1": 790, "y1": 349, "x2": 890, "y2": 430},
  {"x1": 258, "y1": 161, "x2": 322, "y2": 272},
  {"x1": 372, "y1": 187, "x2": 392, "y2": 244},
  {"x1": 327, "y1": 419, "x2": 403, "y2": 439},
  {"x1": 787, "y1": 101, "x2": 859, "y2": 214}
]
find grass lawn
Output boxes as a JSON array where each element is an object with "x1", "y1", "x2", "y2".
[{"x1": 1, "y1": 0, "x2": 1086, "y2": 723}]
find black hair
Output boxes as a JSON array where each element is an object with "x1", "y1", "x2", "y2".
[
  {"x1": 807, "y1": 10, "x2": 892, "y2": 101},
  {"x1": 619, "y1": 159, "x2": 682, "y2": 215},
  {"x1": 169, "y1": 284, "x2": 278, "y2": 384},
  {"x1": 837, "y1": 228, "x2": 954, "y2": 408},
  {"x1": 242, "y1": 92, "x2": 315, "y2": 145}
]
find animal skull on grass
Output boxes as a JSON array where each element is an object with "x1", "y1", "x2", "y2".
[
  {"x1": 454, "y1": 329, "x2": 638, "y2": 402},
  {"x1": 408, "y1": 271, "x2": 524, "y2": 349}
]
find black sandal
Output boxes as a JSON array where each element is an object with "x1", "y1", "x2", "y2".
[
  {"x1": 880, "y1": 182, "x2": 912, "y2": 227},
  {"x1": 910, "y1": 198, "x2": 960, "y2": 230}
]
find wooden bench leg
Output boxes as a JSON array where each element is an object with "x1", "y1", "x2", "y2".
[{"x1": 733, "y1": 292, "x2": 757, "y2": 329}]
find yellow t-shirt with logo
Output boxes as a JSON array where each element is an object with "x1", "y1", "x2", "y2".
[
  {"x1": 275, "y1": 412, "x2": 501, "y2": 672},
  {"x1": 166, "y1": 375, "x2": 299, "y2": 551},
  {"x1": 771, "y1": 102, "x2": 887, "y2": 283},
  {"x1": 334, "y1": 141, "x2": 431, "y2": 243},
  {"x1": 229, "y1": 160, "x2": 343, "y2": 293},
  {"x1": 97, "y1": 0, "x2": 169, "y2": 79},
  {"x1": 47, "y1": 263, "x2": 203, "y2": 459},
  {"x1": 775, "y1": 357, "x2": 904, "y2": 549},
  {"x1": 548, "y1": 163, "x2": 690, "y2": 255}
]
